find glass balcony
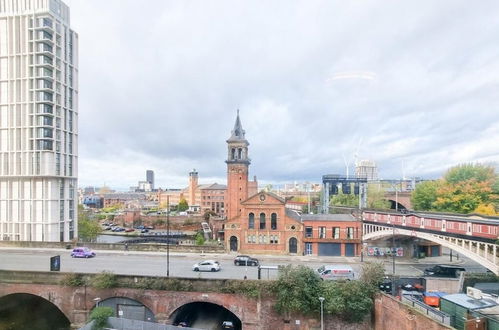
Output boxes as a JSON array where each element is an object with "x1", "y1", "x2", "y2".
[
  {"x1": 36, "y1": 42, "x2": 53, "y2": 56},
  {"x1": 36, "y1": 79, "x2": 53, "y2": 90},
  {"x1": 37, "y1": 104, "x2": 53, "y2": 114},
  {"x1": 37, "y1": 67, "x2": 53, "y2": 79}
]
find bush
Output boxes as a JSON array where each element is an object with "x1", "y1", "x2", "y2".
[
  {"x1": 322, "y1": 280, "x2": 374, "y2": 323},
  {"x1": 195, "y1": 232, "x2": 205, "y2": 245},
  {"x1": 60, "y1": 273, "x2": 86, "y2": 287},
  {"x1": 91, "y1": 271, "x2": 117, "y2": 289},
  {"x1": 272, "y1": 265, "x2": 322, "y2": 315},
  {"x1": 360, "y1": 262, "x2": 385, "y2": 294},
  {"x1": 89, "y1": 306, "x2": 114, "y2": 330},
  {"x1": 221, "y1": 280, "x2": 271, "y2": 299},
  {"x1": 134, "y1": 277, "x2": 193, "y2": 291}
]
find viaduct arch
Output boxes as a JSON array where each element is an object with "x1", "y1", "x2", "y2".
[{"x1": 0, "y1": 280, "x2": 270, "y2": 328}]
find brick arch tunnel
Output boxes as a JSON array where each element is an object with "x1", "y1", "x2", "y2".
[
  {"x1": 0, "y1": 292, "x2": 71, "y2": 330},
  {"x1": 169, "y1": 301, "x2": 242, "y2": 329}
]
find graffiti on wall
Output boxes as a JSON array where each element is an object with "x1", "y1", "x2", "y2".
[{"x1": 367, "y1": 246, "x2": 404, "y2": 257}]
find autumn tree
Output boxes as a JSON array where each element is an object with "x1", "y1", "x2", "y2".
[
  {"x1": 412, "y1": 163, "x2": 498, "y2": 214},
  {"x1": 178, "y1": 198, "x2": 189, "y2": 212}
]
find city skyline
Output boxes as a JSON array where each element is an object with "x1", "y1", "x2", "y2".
[{"x1": 66, "y1": 0, "x2": 499, "y2": 189}]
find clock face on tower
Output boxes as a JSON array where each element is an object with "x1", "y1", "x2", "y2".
[{"x1": 259, "y1": 194, "x2": 266, "y2": 202}]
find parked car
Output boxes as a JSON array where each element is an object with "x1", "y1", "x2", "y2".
[
  {"x1": 192, "y1": 260, "x2": 221, "y2": 272},
  {"x1": 141, "y1": 229, "x2": 149, "y2": 233},
  {"x1": 125, "y1": 228, "x2": 135, "y2": 232},
  {"x1": 424, "y1": 265, "x2": 466, "y2": 278},
  {"x1": 222, "y1": 321, "x2": 234, "y2": 329},
  {"x1": 71, "y1": 247, "x2": 96, "y2": 258},
  {"x1": 234, "y1": 255, "x2": 259, "y2": 266}
]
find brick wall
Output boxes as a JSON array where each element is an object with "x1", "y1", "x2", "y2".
[{"x1": 374, "y1": 293, "x2": 453, "y2": 330}]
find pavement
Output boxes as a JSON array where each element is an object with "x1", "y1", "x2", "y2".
[{"x1": 0, "y1": 245, "x2": 466, "y2": 267}]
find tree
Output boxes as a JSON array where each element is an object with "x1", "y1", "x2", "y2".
[
  {"x1": 78, "y1": 205, "x2": 101, "y2": 242},
  {"x1": 178, "y1": 198, "x2": 189, "y2": 212},
  {"x1": 78, "y1": 219, "x2": 102, "y2": 242},
  {"x1": 272, "y1": 265, "x2": 322, "y2": 316},
  {"x1": 411, "y1": 180, "x2": 441, "y2": 211},
  {"x1": 359, "y1": 262, "x2": 385, "y2": 290},
  {"x1": 411, "y1": 163, "x2": 498, "y2": 214},
  {"x1": 330, "y1": 191, "x2": 358, "y2": 207},
  {"x1": 367, "y1": 183, "x2": 390, "y2": 209},
  {"x1": 474, "y1": 203, "x2": 498, "y2": 216}
]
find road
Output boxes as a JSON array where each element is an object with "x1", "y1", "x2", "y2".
[{"x1": 0, "y1": 247, "x2": 488, "y2": 280}]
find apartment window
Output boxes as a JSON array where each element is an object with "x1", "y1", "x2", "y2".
[
  {"x1": 332, "y1": 227, "x2": 340, "y2": 239},
  {"x1": 305, "y1": 227, "x2": 313, "y2": 238},
  {"x1": 259, "y1": 213, "x2": 266, "y2": 229},
  {"x1": 271, "y1": 213, "x2": 277, "y2": 230},
  {"x1": 319, "y1": 227, "x2": 326, "y2": 239},
  {"x1": 248, "y1": 213, "x2": 254, "y2": 229},
  {"x1": 36, "y1": 140, "x2": 52, "y2": 150},
  {"x1": 59, "y1": 201, "x2": 64, "y2": 220},
  {"x1": 347, "y1": 227, "x2": 355, "y2": 239},
  {"x1": 56, "y1": 153, "x2": 61, "y2": 175}
]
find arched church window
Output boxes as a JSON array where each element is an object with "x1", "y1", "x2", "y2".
[
  {"x1": 231, "y1": 148, "x2": 235, "y2": 160},
  {"x1": 271, "y1": 213, "x2": 277, "y2": 230},
  {"x1": 260, "y1": 213, "x2": 266, "y2": 230},
  {"x1": 238, "y1": 148, "x2": 242, "y2": 159},
  {"x1": 249, "y1": 213, "x2": 254, "y2": 229}
]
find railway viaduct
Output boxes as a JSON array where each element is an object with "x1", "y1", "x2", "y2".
[{"x1": 0, "y1": 270, "x2": 317, "y2": 329}]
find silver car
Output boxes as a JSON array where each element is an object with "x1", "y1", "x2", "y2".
[{"x1": 192, "y1": 260, "x2": 221, "y2": 272}]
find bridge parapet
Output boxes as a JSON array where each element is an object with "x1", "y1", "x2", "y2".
[{"x1": 363, "y1": 223, "x2": 499, "y2": 274}]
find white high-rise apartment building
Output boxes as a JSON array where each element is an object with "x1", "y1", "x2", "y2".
[{"x1": 0, "y1": 0, "x2": 78, "y2": 241}]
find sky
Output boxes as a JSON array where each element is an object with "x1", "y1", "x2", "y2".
[{"x1": 65, "y1": 0, "x2": 499, "y2": 191}]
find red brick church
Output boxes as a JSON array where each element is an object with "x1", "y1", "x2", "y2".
[{"x1": 224, "y1": 112, "x2": 304, "y2": 255}]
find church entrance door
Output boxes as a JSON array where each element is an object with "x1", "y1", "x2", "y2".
[
  {"x1": 229, "y1": 236, "x2": 238, "y2": 251},
  {"x1": 289, "y1": 237, "x2": 298, "y2": 254}
]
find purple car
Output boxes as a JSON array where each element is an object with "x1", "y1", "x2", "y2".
[{"x1": 71, "y1": 247, "x2": 96, "y2": 258}]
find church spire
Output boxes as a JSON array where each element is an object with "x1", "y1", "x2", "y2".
[{"x1": 228, "y1": 109, "x2": 246, "y2": 141}]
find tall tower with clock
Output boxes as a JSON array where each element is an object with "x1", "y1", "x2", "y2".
[{"x1": 226, "y1": 111, "x2": 251, "y2": 220}]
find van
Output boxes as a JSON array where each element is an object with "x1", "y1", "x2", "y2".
[
  {"x1": 424, "y1": 265, "x2": 466, "y2": 278},
  {"x1": 316, "y1": 265, "x2": 354, "y2": 281}
]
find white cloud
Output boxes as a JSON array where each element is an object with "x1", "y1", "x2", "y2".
[{"x1": 64, "y1": 0, "x2": 499, "y2": 189}]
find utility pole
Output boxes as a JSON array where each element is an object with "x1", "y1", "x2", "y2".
[
  {"x1": 167, "y1": 195, "x2": 170, "y2": 277},
  {"x1": 392, "y1": 222, "x2": 396, "y2": 275}
]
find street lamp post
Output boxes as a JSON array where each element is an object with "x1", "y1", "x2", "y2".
[
  {"x1": 167, "y1": 195, "x2": 170, "y2": 277},
  {"x1": 319, "y1": 296, "x2": 325, "y2": 330}
]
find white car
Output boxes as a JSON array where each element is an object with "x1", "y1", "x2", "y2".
[{"x1": 192, "y1": 260, "x2": 221, "y2": 272}]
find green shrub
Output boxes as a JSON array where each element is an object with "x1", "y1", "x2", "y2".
[
  {"x1": 91, "y1": 271, "x2": 117, "y2": 289},
  {"x1": 221, "y1": 280, "x2": 269, "y2": 299},
  {"x1": 60, "y1": 273, "x2": 86, "y2": 287},
  {"x1": 89, "y1": 306, "x2": 114, "y2": 330},
  {"x1": 195, "y1": 232, "x2": 205, "y2": 245}
]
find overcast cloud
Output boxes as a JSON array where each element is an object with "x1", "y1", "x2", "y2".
[{"x1": 65, "y1": 0, "x2": 499, "y2": 190}]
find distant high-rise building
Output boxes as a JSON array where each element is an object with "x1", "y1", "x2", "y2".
[
  {"x1": 146, "y1": 170, "x2": 154, "y2": 190},
  {"x1": 355, "y1": 160, "x2": 378, "y2": 181},
  {"x1": 0, "y1": 0, "x2": 78, "y2": 241}
]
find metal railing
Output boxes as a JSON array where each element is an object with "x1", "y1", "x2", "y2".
[{"x1": 401, "y1": 295, "x2": 451, "y2": 325}]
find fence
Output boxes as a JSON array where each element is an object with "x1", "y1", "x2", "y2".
[
  {"x1": 79, "y1": 317, "x2": 202, "y2": 330},
  {"x1": 401, "y1": 295, "x2": 451, "y2": 325}
]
